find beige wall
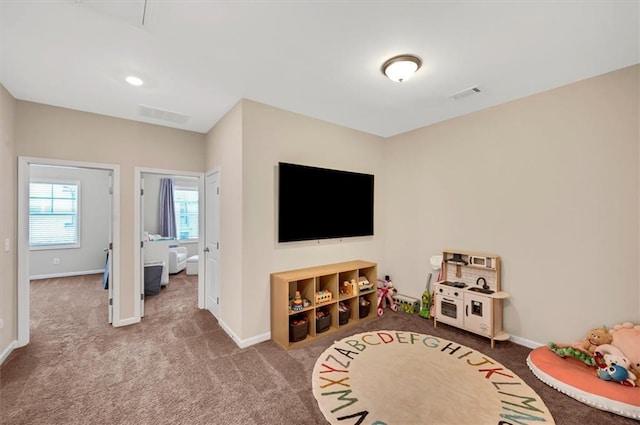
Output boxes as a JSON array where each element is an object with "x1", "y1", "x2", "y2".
[
  {"x1": 15, "y1": 102, "x2": 206, "y2": 322},
  {"x1": 0, "y1": 85, "x2": 17, "y2": 358},
  {"x1": 3, "y1": 65, "x2": 639, "y2": 354},
  {"x1": 206, "y1": 99, "x2": 386, "y2": 342},
  {"x1": 383, "y1": 64, "x2": 640, "y2": 344},
  {"x1": 239, "y1": 100, "x2": 385, "y2": 340},
  {"x1": 205, "y1": 101, "x2": 244, "y2": 336}
]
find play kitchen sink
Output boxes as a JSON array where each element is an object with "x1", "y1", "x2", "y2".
[
  {"x1": 468, "y1": 276, "x2": 494, "y2": 294},
  {"x1": 433, "y1": 250, "x2": 509, "y2": 347},
  {"x1": 468, "y1": 287, "x2": 494, "y2": 295}
]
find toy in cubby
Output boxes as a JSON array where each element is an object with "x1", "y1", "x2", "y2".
[
  {"x1": 358, "y1": 276, "x2": 373, "y2": 292},
  {"x1": 340, "y1": 280, "x2": 354, "y2": 296},
  {"x1": 291, "y1": 290, "x2": 303, "y2": 311},
  {"x1": 315, "y1": 289, "x2": 332, "y2": 304}
]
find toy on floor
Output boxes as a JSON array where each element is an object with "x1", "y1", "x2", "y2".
[
  {"x1": 419, "y1": 273, "x2": 432, "y2": 319},
  {"x1": 376, "y1": 275, "x2": 397, "y2": 316},
  {"x1": 594, "y1": 344, "x2": 637, "y2": 387},
  {"x1": 547, "y1": 326, "x2": 613, "y2": 366}
]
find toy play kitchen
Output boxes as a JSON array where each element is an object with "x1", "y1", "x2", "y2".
[{"x1": 433, "y1": 250, "x2": 509, "y2": 347}]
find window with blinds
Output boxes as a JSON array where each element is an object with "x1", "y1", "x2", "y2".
[
  {"x1": 174, "y1": 187, "x2": 198, "y2": 240},
  {"x1": 29, "y1": 180, "x2": 80, "y2": 249}
]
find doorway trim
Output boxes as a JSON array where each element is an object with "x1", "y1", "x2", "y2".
[
  {"x1": 134, "y1": 167, "x2": 205, "y2": 321},
  {"x1": 17, "y1": 156, "x2": 121, "y2": 347}
]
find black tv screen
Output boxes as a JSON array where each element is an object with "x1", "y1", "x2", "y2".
[{"x1": 278, "y1": 162, "x2": 374, "y2": 243}]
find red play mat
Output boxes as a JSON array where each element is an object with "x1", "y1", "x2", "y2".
[{"x1": 527, "y1": 346, "x2": 640, "y2": 420}]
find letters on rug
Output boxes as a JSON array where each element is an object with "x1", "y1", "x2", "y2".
[{"x1": 312, "y1": 330, "x2": 555, "y2": 425}]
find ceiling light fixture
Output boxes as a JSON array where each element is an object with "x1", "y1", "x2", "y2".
[
  {"x1": 125, "y1": 75, "x2": 144, "y2": 86},
  {"x1": 381, "y1": 54, "x2": 422, "y2": 83}
]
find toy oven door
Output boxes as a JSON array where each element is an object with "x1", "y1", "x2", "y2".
[{"x1": 437, "y1": 295, "x2": 464, "y2": 327}]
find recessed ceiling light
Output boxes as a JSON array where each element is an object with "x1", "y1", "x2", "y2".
[
  {"x1": 125, "y1": 75, "x2": 144, "y2": 86},
  {"x1": 381, "y1": 55, "x2": 422, "y2": 83}
]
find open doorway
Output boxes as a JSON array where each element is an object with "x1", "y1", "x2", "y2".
[
  {"x1": 134, "y1": 168, "x2": 204, "y2": 319},
  {"x1": 17, "y1": 157, "x2": 120, "y2": 347}
]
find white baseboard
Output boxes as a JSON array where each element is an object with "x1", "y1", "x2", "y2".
[
  {"x1": 30, "y1": 269, "x2": 104, "y2": 280},
  {"x1": 218, "y1": 319, "x2": 271, "y2": 349},
  {"x1": 509, "y1": 334, "x2": 544, "y2": 349},
  {"x1": 1, "y1": 340, "x2": 18, "y2": 365},
  {"x1": 113, "y1": 316, "x2": 140, "y2": 327}
]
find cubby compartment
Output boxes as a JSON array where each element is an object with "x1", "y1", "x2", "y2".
[
  {"x1": 288, "y1": 278, "x2": 314, "y2": 313},
  {"x1": 315, "y1": 307, "x2": 332, "y2": 333},
  {"x1": 338, "y1": 299, "x2": 354, "y2": 326},
  {"x1": 289, "y1": 312, "x2": 310, "y2": 343},
  {"x1": 338, "y1": 270, "x2": 358, "y2": 300},
  {"x1": 316, "y1": 273, "x2": 337, "y2": 306},
  {"x1": 358, "y1": 295, "x2": 372, "y2": 318},
  {"x1": 271, "y1": 260, "x2": 378, "y2": 349}
]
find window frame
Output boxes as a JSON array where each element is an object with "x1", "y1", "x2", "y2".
[
  {"x1": 173, "y1": 185, "x2": 199, "y2": 241},
  {"x1": 29, "y1": 179, "x2": 81, "y2": 250}
]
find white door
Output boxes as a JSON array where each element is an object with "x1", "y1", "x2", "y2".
[
  {"x1": 205, "y1": 170, "x2": 220, "y2": 317},
  {"x1": 139, "y1": 175, "x2": 145, "y2": 317}
]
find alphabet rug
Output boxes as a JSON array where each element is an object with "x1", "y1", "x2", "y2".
[{"x1": 312, "y1": 331, "x2": 555, "y2": 425}]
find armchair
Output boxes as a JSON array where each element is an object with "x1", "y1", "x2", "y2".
[{"x1": 168, "y1": 246, "x2": 188, "y2": 274}]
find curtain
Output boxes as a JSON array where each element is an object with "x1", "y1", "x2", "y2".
[{"x1": 159, "y1": 177, "x2": 177, "y2": 238}]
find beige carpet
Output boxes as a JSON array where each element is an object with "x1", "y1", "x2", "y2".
[{"x1": 312, "y1": 331, "x2": 555, "y2": 425}]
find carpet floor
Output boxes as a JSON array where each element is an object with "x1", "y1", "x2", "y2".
[{"x1": 0, "y1": 273, "x2": 633, "y2": 425}]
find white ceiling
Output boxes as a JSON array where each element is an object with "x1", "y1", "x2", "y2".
[{"x1": 1, "y1": 1, "x2": 639, "y2": 138}]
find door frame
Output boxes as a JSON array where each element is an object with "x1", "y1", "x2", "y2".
[
  {"x1": 17, "y1": 156, "x2": 121, "y2": 347},
  {"x1": 134, "y1": 167, "x2": 205, "y2": 318},
  {"x1": 205, "y1": 168, "x2": 220, "y2": 318}
]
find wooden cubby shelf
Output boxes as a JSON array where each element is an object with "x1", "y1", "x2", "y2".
[{"x1": 270, "y1": 260, "x2": 378, "y2": 350}]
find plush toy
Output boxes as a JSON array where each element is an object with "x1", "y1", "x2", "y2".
[
  {"x1": 608, "y1": 322, "x2": 640, "y2": 385},
  {"x1": 594, "y1": 344, "x2": 637, "y2": 387},
  {"x1": 547, "y1": 326, "x2": 613, "y2": 366},
  {"x1": 546, "y1": 342, "x2": 596, "y2": 366},
  {"x1": 581, "y1": 327, "x2": 613, "y2": 355}
]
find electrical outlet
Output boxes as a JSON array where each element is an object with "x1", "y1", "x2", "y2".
[
  {"x1": 0, "y1": 319, "x2": 4, "y2": 329},
  {"x1": 4, "y1": 238, "x2": 9, "y2": 252},
  {"x1": 53, "y1": 258, "x2": 60, "y2": 265}
]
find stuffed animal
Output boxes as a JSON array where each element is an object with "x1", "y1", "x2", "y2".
[
  {"x1": 594, "y1": 344, "x2": 637, "y2": 387},
  {"x1": 546, "y1": 342, "x2": 596, "y2": 366},
  {"x1": 608, "y1": 322, "x2": 640, "y2": 385},
  {"x1": 581, "y1": 327, "x2": 613, "y2": 355},
  {"x1": 547, "y1": 326, "x2": 613, "y2": 366}
]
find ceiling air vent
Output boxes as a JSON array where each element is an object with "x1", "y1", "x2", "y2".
[
  {"x1": 138, "y1": 105, "x2": 191, "y2": 125},
  {"x1": 450, "y1": 86, "x2": 481, "y2": 101}
]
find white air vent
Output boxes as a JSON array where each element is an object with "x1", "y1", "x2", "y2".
[
  {"x1": 138, "y1": 105, "x2": 191, "y2": 124},
  {"x1": 450, "y1": 86, "x2": 481, "y2": 100}
]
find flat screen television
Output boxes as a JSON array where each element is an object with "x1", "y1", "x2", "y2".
[{"x1": 278, "y1": 162, "x2": 374, "y2": 243}]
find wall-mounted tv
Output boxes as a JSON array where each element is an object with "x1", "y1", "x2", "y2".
[{"x1": 278, "y1": 162, "x2": 374, "y2": 243}]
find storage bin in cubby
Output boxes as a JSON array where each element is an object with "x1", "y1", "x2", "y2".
[
  {"x1": 359, "y1": 297, "x2": 371, "y2": 318},
  {"x1": 289, "y1": 315, "x2": 309, "y2": 342},
  {"x1": 339, "y1": 309, "x2": 350, "y2": 325},
  {"x1": 316, "y1": 311, "x2": 331, "y2": 333},
  {"x1": 338, "y1": 300, "x2": 350, "y2": 325}
]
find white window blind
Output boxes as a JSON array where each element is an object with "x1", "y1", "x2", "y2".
[
  {"x1": 29, "y1": 181, "x2": 80, "y2": 248},
  {"x1": 174, "y1": 187, "x2": 198, "y2": 240}
]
